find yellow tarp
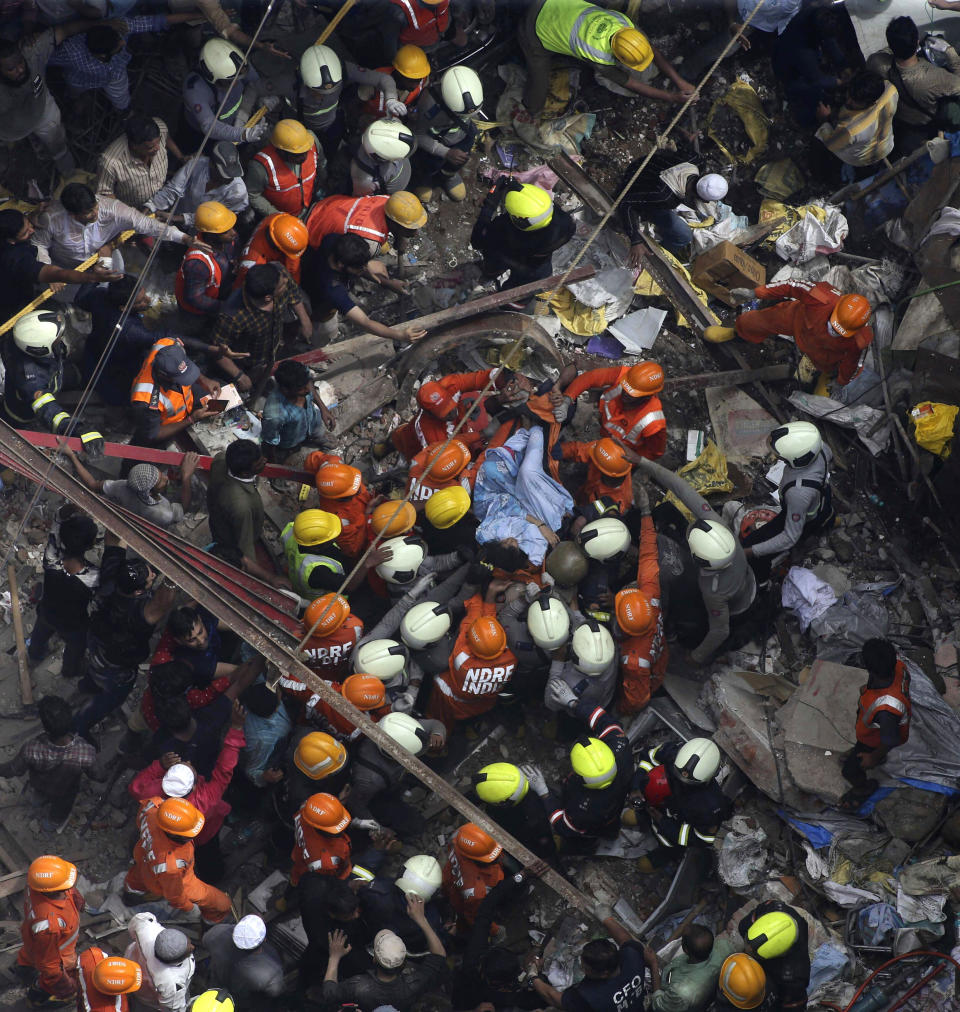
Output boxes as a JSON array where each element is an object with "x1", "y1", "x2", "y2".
[
  {"x1": 662, "y1": 440, "x2": 735, "y2": 521},
  {"x1": 633, "y1": 246, "x2": 713, "y2": 329},
  {"x1": 754, "y1": 158, "x2": 805, "y2": 201},
  {"x1": 539, "y1": 286, "x2": 607, "y2": 336},
  {"x1": 707, "y1": 80, "x2": 769, "y2": 166},
  {"x1": 911, "y1": 401, "x2": 960, "y2": 458}
]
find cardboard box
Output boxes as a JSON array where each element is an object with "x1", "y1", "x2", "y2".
[{"x1": 691, "y1": 241, "x2": 765, "y2": 308}]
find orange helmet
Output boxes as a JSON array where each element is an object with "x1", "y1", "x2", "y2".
[
  {"x1": 294, "y1": 731, "x2": 347, "y2": 778},
  {"x1": 371, "y1": 500, "x2": 417, "y2": 537},
  {"x1": 303, "y1": 593, "x2": 351, "y2": 637},
  {"x1": 467, "y1": 616, "x2": 506, "y2": 659},
  {"x1": 422, "y1": 439, "x2": 470, "y2": 481},
  {"x1": 342, "y1": 673, "x2": 386, "y2": 710},
  {"x1": 314, "y1": 462, "x2": 362, "y2": 499},
  {"x1": 615, "y1": 588, "x2": 655, "y2": 636},
  {"x1": 417, "y1": 381, "x2": 456, "y2": 418},
  {"x1": 92, "y1": 957, "x2": 142, "y2": 996},
  {"x1": 28, "y1": 856, "x2": 77, "y2": 892},
  {"x1": 301, "y1": 792, "x2": 351, "y2": 833},
  {"x1": 621, "y1": 362, "x2": 664, "y2": 397},
  {"x1": 157, "y1": 797, "x2": 205, "y2": 837},
  {"x1": 453, "y1": 823, "x2": 502, "y2": 863},
  {"x1": 829, "y1": 293, "x2": 871, "y2": 338},
  {"x1": 590, "y1": 438, "x2": 631, "y2": 477},
  {"x1": 268, "y1": 213, "x2": 309, "y2": 257}
]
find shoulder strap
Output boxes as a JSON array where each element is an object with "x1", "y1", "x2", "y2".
[{"x1": 889, "y1": 60, "x2": 929, "y2": 117}]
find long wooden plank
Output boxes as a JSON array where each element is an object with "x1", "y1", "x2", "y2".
[{"x1": 663, "y1": 363, "x2": 792, "y2": 391}]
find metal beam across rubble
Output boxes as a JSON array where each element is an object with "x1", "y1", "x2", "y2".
[{"x1": 0, "y1": 420, "x2": 600, "y2": 920}]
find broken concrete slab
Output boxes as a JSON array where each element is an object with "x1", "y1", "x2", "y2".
[
  {"x1": 662, "y1": 673, "x2": 716, "y2": 732},
  {"x1": 704, "y1": 386, "x2": 778, "y2": 467}
]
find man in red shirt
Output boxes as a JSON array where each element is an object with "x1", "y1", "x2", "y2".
[
  {"x1": 563, "y1": 363, "x2": 667, "y2": 460},
  {"x1": 704, "y1": 282, "x2": 873, "y2": 389}
]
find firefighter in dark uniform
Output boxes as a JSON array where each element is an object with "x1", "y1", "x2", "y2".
[
  {"x1": 739, "y1": 901, "x2": 809, "y2": 1010},
  {"x1": 472, "y1": 762, "x2": 558, "y2": 864},
  {"x1": 630, "y1": 737, "x2": 732, "y2": 870},
  {"x1": 520, "y1": 683, "x2": 634, "y2": 853}
]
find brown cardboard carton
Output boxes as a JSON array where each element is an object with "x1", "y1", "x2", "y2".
[{"x1": 691, "y1": 241, "x2": 766, "y2": 308}]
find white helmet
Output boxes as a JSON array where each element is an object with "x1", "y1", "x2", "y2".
[
  {"x1": 578, "y1": 517, "x2": 631, "y2": 561},
  {"x1": 199, "y1": 38, "x2": 245, "y2": 84},
  {"x1": 526, "y1": 596, "x2": 570, "y2": 650},
  {"x1": 440, "y1": 66, "x2": 483, "y2": 114},
  {"x1": 13, "y1": 310, "x2": 65, "y2": 359},
  {"x1": 380, "y1": 712, "x2": 428, "y2": 754},
  {"x1": 395, "y1": 854, "x2": 442, "y2": 900},
  {"x1": 400, "y1": 601, "x2": 451, "y2": 649},
  {"x1": 362, "y1": 119, "x2": 414, "y2": 161},
  {"x1": 376, "y1": 536, "x2": 426, "y2": 584},
  {"x1": 300, "y1": 43, "x2": 342, "y2": 89},
  {"x1": 354, "y1": 639, "x2": 408, "y2": 682},
  {"x1": 674, "y1": 738, "x2": 721, "y2": 784},
  {"x1": 571, "y1": 620, "x2": 615, "y2": 675},
  {"x1": 770, "y1": 421, "x2": 822, "y2": 468},
  {"x1": 687, "y1": 519, "x2": 737, "y2": 570}
]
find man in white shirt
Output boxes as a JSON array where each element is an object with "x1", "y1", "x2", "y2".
[{"x1": 125, "y1": 912, "x2": 195, "y2": 1012}]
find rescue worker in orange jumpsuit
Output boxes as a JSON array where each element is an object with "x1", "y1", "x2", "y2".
[
  {"x1": 427, "y1": 588, "x2": 517, "y2": 730},
  {"x1": 441, "y1": 823, "x2": 505, "y2": 934},
  {"x1": 174, "y1": 202, "x2": 238, "y2": 321},
  {"x1": 76, "y1": 952, "x2": 141, "y2": 1012},
  {"x1": 563, "y1": 362, "x2": 667, "y2": 460},
  {"x1": 554, "y1": 437, "x2": 634, "y2": 512},
  {"x1": 360, "y1": 45, "x2": 430, "y2": 123},
  {"x1": 18, "y1": 856, "x2": 83, "y2": 1007},
  {"x1": 841, "y1": 638, "x2": 911, "y2": 809},
  {"x1": 310, "y1": 674, "x2": 391, "y2": 741},
  {"x1": 290, "y1": 792, "x2": 354, "y2": 886},
  {"x1": 235, "y1": 212, "x2": 310, "y2": 288},
  {"x1": 124, "y1": 798, "x2": 231, "y2": 924},
  {"x1": 283, "y1": 594, "x2": 364, "y2": 690},
  {"x1": 391, "y1": 368, "x2": 506, "y2": 460},
  {"x1": 247, "y1": 120, "x2": 324, "y2": 219},
  {"x1": 614, "y1": 482, "x2": 667, "y2": 714},
  {"x1": 306, "y1": 190, "x2": 428, "y2": 257},
  {"x1": 304, "y1": 454, "x2": 373, "y2": 559},
  {"x1": 390, "y1": 0, "x2": 463, "y2": 51},
  {"x1": 704, "y1": 284, "x2": 873, "y2": 390},
  {"x1": 406, "y1": 438, "x2": 475, "y2": 504}
]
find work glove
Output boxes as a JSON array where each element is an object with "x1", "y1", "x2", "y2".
[
  {"x1": 519, "y1": 763, "x2": 549, "y2": 797},
  {"x1": 385, "y1": 98, "x2": 408, "y2": 118},
  {"x1": 553, "y1": 395, "x2": 572, "y2": 423},
  {"x1": 547, "y1": 677, "x2": 579, "y2": 711},
  {"x1": 728, "y1": 287, "x2": 757, "y2": 305},
  {"x1": 392, "y1": 690, "x2": 417, "y2": 713},
  {"x1": 243, "y1": 120, "x2": 270, "y2": 143},
  {"x1": 261, "y1": 94, "x2": 281, "y2": 111},
  {"x1": 79, "y1": 431, "x2": 105, "y2": 460},
  {"x1": 352, "y1": 818, "x2": 382, "y2": 832}
]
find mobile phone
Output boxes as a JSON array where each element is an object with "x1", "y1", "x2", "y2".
[{"x1": 205, "y1": 399, "x2": 228, "y2": 413}]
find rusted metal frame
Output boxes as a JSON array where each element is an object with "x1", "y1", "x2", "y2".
[
  {"x1": 663, "y1": 364, "x2": 793, "y2": 390},
  {"x1": 0, "y1": 421, "x2": 599, "y2": 920}
]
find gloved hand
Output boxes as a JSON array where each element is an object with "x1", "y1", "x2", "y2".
[
  {"x1": 79, "y1": 431, "x2": 104, "y2": 459},
  {"x1": 352, "y1": 818, "x2": 382, "y2": 832},
  {"x1": 519, "y1": 763, "x2": 548, "y2": 797},
  {"x1": 392, "y1": 690, "x2": 417, "y2": 713},
  {"x1": 728, "y1": 287, "x2": 756, "y2": 305},
  {"x1": 547, "y1": 677, "x2": 578, "y2": 711},
  {"x1": 261, "y1": 94, "x2": 281, "y2": 111},
  {"x1": 553, "y1": 395, "x2": 572, "y2": 422},
  {"x1": 244, "y1": 120, "x2": 270, "y2": 143},
  {"x1": 634, "y1": 481, "x2": 650, "y2": 513},
  {"x1": 385, "y1": 98, "x2": 408, "y2": 118}
]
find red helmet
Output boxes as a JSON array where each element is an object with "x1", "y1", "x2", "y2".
[{"x1": 643, "y1": 765, "x2": 671, "y2": 806}]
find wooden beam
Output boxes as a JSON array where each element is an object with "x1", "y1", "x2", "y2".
[
  {"x1": 663, "y1": 364, "x2": 792, "y2": 391},
  {"x1": 828, "y1": 144, "x2": 929, "y2": 204}
]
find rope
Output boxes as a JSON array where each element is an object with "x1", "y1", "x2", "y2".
[{"x1": 295, "y1": 1, "x2": 772, "y2": 647}]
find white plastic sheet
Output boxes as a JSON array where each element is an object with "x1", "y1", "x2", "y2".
[{"x1": 781, "y1": 566, "x2": 838, "y2": 631}]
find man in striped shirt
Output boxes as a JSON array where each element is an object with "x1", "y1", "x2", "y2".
[{"x1": 96, "y1": 116, "x2": 186, "y2": 210}]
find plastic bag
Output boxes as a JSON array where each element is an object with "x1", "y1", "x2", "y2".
[
  {"x1": 539, "y1": 286, "x2": 607, "y2": 336},
  {"x1": 911, "y1": 401, "x2": 959, "y2": 458},
  {"x1": 718, "y1": 816, "x2": 770, "y2": 887},
  {"x1": 707, "y1": 80, "x2": 769, "y2": 165},
  {"x1": 662, "y1": 440, "x2": 734, "y2": 520},
  {"x1": 755, "y1": 159, "x2": 805, "y2": 200}
]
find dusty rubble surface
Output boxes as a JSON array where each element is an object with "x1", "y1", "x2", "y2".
[{"x1": 4, "y1": 0, "x2": 960, "y2": 1008}]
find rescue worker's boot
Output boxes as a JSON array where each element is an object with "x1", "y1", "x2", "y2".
[
  {"x1": 414, "y1": 186, "x2": 434, "y2": 202},
  {"x1": 703, "y1": 326, "x2": 736, "y2": 343},
  {"x1": 440, "y1": 170, "x2": 466, "y2": 201}
]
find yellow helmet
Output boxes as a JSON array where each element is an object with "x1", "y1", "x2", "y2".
[
  {"x1": 270, "y1": 118, "x2": 313, "y2": 154},
  {"x1": 503, "y1": 184, "x2": 553, "y2": 231},
  {"x1": 392, "y1": 44, "x2": 430, "y2": 79},
  {"x1": 474, "y1": 763, "x2": 529, "y2": 804},
  {"x1": 294, "y1": 731, "x2": 348, "y2": 779},
  {"x1": 424, "y1": 486, "x2": 471, "y2": 529},
  {"x1": 292, "y1": 509, "x2": 342, "y2": 546},
  {"x1": 385, "y1": 190, "x2": 428, "y2": 230},
  {"x1": 746, "y1": 910, "x2": 799, "y2": 959},
  {"x1": 570, "y1": 736, "x2": 617, "y2": 789},
  {"x1": 194, "y1": 201, "x2": 237, "y2": 234},
  {"x1": 189, "y1": 991, "x2": 234, "y2": 1012},
  {"x1": 719, "y1": 954, "x2": 766, "y2": 1010},
  {"x1": 611, "y1": 28, "x2": 653, "y2": 71}
]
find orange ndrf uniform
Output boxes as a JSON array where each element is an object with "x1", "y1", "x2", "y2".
[
  {"x1": 76, "y1": 947, "x2": 133, "y2": 1012},
  {"x1": 124, "y1": 799, "x2": 230, "y2": 923},
  {"x1": 406, "y1": 444, "x2": 476, "y2": 502},
  {"x1": 290, "y1": 811, "x2": 353, "y2": 886},
  {"x1": 235, "y1": 213, "x2": 304, "y2": 288},
  {"x1": 304, "y1": 452, "x2": 373, "y2": 558},
  {"x1": 18, "y1": 886, "x2": 83, "y2": 998},
  {"x1": 735, "y1": 281, "x2": 873, "y2": 386},
  {"x1": 441, "y1": 845, "x2": 503, "y2": 928},
  {"x1": 559, "y1": 439, "x2": 634, "y2": 512}
]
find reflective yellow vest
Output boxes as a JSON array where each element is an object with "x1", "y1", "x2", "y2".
[{"x1": 535, "y1": 0, "x2": 631, "y2": 66}]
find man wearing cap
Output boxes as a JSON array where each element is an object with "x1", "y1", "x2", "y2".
[
  {"x1": 620, "y1": 156, "x2": 731, "y2": 261},
  {"x1": 146, "y1": 141, "x2": 251, "y2": 229},
  {"x1": 128, "y1": 338, "x2": 222, "y2": 452},
  {"x1": 519, "y1": 0, "x2": 694, "y2": 115},
  {"x1": 202, "y1": 915, "x2": 283, "y2": 1001},
  {"x1": 125, "y1": 913, "x2": 195, "y2": 1012},
  {"x1": 323, "y1": 895, "x2": 449, "y2": 1009}
]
